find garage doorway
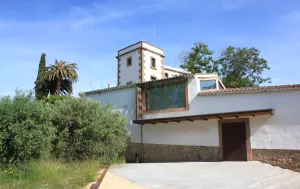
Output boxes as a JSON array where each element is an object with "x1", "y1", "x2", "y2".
[{"x1": 218, "y1": 118, "x2": 252, "y2": 161}]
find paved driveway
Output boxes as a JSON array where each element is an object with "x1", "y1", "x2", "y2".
[{"x1": 109, "y1": 162, "x2": 300, "y2": 189}]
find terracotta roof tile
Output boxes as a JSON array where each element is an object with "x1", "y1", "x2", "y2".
[
  {"x1": 198, "y1": 84, "x2": 300, "y2": 96},
  {"x1": 80, "y1": 83, "x2": 136, "y2": 96},
  {"x1": 80, "y1": 74, "x2": 191, "y2": 95}
]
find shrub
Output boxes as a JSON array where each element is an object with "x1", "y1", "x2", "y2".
[
  {"x1": 0, "y1": 90, "x2": 55, "y2": 164},
  {"x1": 51, "y1": 96, "x2": 129, "y2": 162}
]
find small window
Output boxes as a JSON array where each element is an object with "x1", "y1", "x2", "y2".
[
  {"x1": 151, "y1": 58, "x2": 156, "y2": 69},
  {"x1": 200, "y1": 80, "x2": 217, "y2": 90},
  {"x1": 151, "y1": 76, "x2": 157, "y2": 81},
  {"x1": 165, "y1": 73, "x2": 169, "y2": 78},
  {"x1": 127, "y1": 57, "x2": 132, "y2": 67}
]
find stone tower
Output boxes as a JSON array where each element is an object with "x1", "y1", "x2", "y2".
[{"x1": 117, "y1": 41, "x2": 165, "y2": 85}]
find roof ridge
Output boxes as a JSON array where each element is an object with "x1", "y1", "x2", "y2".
[{"x1": 199, "y1": 84, "x2": 300, "y2": 96}]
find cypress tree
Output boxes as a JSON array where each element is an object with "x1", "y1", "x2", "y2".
[{"x1": 35, "y1": 53, "x2": 48, "y2": 100}]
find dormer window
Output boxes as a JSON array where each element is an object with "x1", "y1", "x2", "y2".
[
  {"x1": 127, "y1": 57, "x2": 132, "y2": 67},
  {"x1": 151, "y1": 57, "x2": 156, "y2": 69},
  {"x1": 200, "y1": 79, "x2": 217, "y2": 90}
]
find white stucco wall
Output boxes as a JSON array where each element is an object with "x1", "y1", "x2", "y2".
[
  {"x1": 164, "y1": 65, "x2": 187, "y2": 78},
  {"x1": 164, "y1": 69, "x2": 181, "y2": 78},
  {"x1": 86, "y1": 87, "x2": 141, "y2": 143},
  {"x1": 249, "y1": 114, "x2": 300, "y2": 149},
  {"x1": 118, "y1": 42, "x2": 142, "y2": 56},
  {"x1": 142, "y1": 42, "x2": 164, "y2": 56},
  {"x1": 142, "y1": 76, "x2": 300, "y2": 149},
  {"x1": 143, "y1": 120, "x2": 219, "y2": 146},
  {"x1": 143, "y1": 50, "x2": 164, "y2": 81},
  {"x1": 119, "y1": 50, "x2": 140, "y2": 85}
]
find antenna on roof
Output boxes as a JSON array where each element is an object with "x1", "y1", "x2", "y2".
[
  {"x1": 153, "y1": 21, "x2": 156, "y2": 45},
  {"x1": 89, "y1": 79, "x2": 94, "y2": 91}
]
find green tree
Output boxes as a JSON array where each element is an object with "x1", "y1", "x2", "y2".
[
  {"x1": 47, "y1": 79, "x2": 73, "y2": 95},
  {"x1": 179, "y1": 42, "x2": 218, "y2": 74},
  {"x1": 180, "y1": 42, "x2": 271, "y2": 88},
  {"x1": 50, "y1": 96, "x2": 129, "y2": 162},
  {"x1": 217, "y1": 46, "x2": 271, "y2": 88},
  {"x1": 0, "y1": 90, "x2": 54, "y2": 164},
  {"x1": 34, "y1": 53, "x2": 48, "y2": 100},
  {"x1": 45, "y1": 60, "x2": 78, "y2": 95}
]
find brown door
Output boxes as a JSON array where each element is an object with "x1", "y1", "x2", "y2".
[{"x1": 222, "y1": 122, "x2": 247, "y2": 161}]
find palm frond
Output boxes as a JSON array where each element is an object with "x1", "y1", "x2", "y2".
[
  {"x1": 47, "y1": 79, "x2": 73, "y2": 95},
  {"x1": 45, "y1": 60, "x2": 78, "y2": 95}
]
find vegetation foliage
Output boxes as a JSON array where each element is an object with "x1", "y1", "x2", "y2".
[
  {"x1": 45, "y1": 60, "x2": 78, "y2": 95},
  {"x1": 34, "y1": 53, "x2": 48, "y2": 100},
  {"x1": 179, "y1": 42, "x2": 271, "y2": 88},
  {"x1": 179, "y1": 42, "x2": 218, "y2": 74},
  {"x1": 0, "y1": 160, "x2": 101, "y2": 189},
  {"x1": 34, "y1": 54, "x2": 78, "y2": 99},
  {"x1": 0, "y1": 91, "x2": 129, "y2": 165},
  {"x1": 0, "y1": 53, "x2": 127, "y2": 188},
  {"x1": 51, "y1": 96, "x2": 128, "y2": 162},
  {"x1": 0, "y1": 90, "x2": 54, "y2": 164}
]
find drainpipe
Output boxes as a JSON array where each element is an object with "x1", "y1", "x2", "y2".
[{"x1": 138, "y1": 124, "x2": 144, "y2": 163}]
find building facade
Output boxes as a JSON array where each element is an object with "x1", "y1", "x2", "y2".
[
  {"x1": 117, "y1": 41, "x2": 186, "y2": 85},
  {"x1": 83, "y1": 42, "x2": 300, "y2": 172}
]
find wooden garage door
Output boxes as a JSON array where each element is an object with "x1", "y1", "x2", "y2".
[{"x1": 222, "y1": 122, "x2": 247, "y2": 161}]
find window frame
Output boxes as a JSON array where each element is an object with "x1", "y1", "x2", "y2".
[
  {"x1": 142, "y1": 81, "x2": 189, "y2": 114},
  {"x1": 199, "y1": 78, "x2": 218, "y2": 91},
  {"x1": 127, "y1": 56, "x2": 132, "y2": 67},
  {"x1": 150, "y1": 57, "x2": 156, "y2": 69}
]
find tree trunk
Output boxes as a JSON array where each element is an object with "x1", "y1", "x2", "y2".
[{"x1": 56, "y1": 79, "x2": 61, "y2": 95}]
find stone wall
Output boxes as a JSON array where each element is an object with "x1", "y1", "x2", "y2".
[
  {"x1": 253, "y1": 149, "x2": 300, "y2": 172},
  {"x1": 125, "y1": 143, "x2": 143, "y2": 163},
  {"x1": 126, "y1": 143, "x2": 220, "y2": 163}
]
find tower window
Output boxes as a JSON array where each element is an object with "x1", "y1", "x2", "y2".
[
  {"x1": 151, "y1": 57, "x2": 156, "y2": 69},
  {"x1": 151, "y1": 76, "x2": 157, "y2": 81},
  {"x1": 127, "y1": 57, "x2": 132, "y2": 67}
]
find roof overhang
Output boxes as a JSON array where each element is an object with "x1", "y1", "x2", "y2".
[{"x1": 133, "y1": 109, "x2": 275, "y2": 125}]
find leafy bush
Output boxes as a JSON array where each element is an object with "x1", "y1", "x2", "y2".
[
  {"x1": 0, "y1": 91, "x2": 55, "y2": 164},
  {"x1": 51, "y1": 96, "x2": 129, "y2": 162}
]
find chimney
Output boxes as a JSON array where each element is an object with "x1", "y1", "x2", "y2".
[{"x1": 108, "y1": 84, "x2": 111, "y2": 88}]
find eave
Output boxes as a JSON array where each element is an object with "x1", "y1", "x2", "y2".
[{"x1": 133, "y1": 109, "x2": 275, "y2": 125}]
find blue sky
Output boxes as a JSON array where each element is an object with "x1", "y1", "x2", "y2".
[{"x1": 1, "y1": 0, "x2": 300, "y2": 96}]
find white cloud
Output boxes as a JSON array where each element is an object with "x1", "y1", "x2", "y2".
[{"x1": 70, "y1": 0, "x2": 192, "y2": 29}]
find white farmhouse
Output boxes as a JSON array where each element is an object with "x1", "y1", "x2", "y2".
[{"x1": 82, "y1": 41, "x2": 300, "y2": 172}]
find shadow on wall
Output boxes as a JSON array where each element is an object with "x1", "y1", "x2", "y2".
[
  {"x1": 121, "y1": 105, "x2": 136, "y2": 121},
  {"x1": 121, "y1": 104, "x2": 142, "y2": 143}
]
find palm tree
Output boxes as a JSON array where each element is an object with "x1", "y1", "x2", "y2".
[
  {"x1": 45, "y1": 60, "x2": 78, "y2": 95},
  {"x1": 47, "y1": 79, "x2": 73, "y2": 95}
]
